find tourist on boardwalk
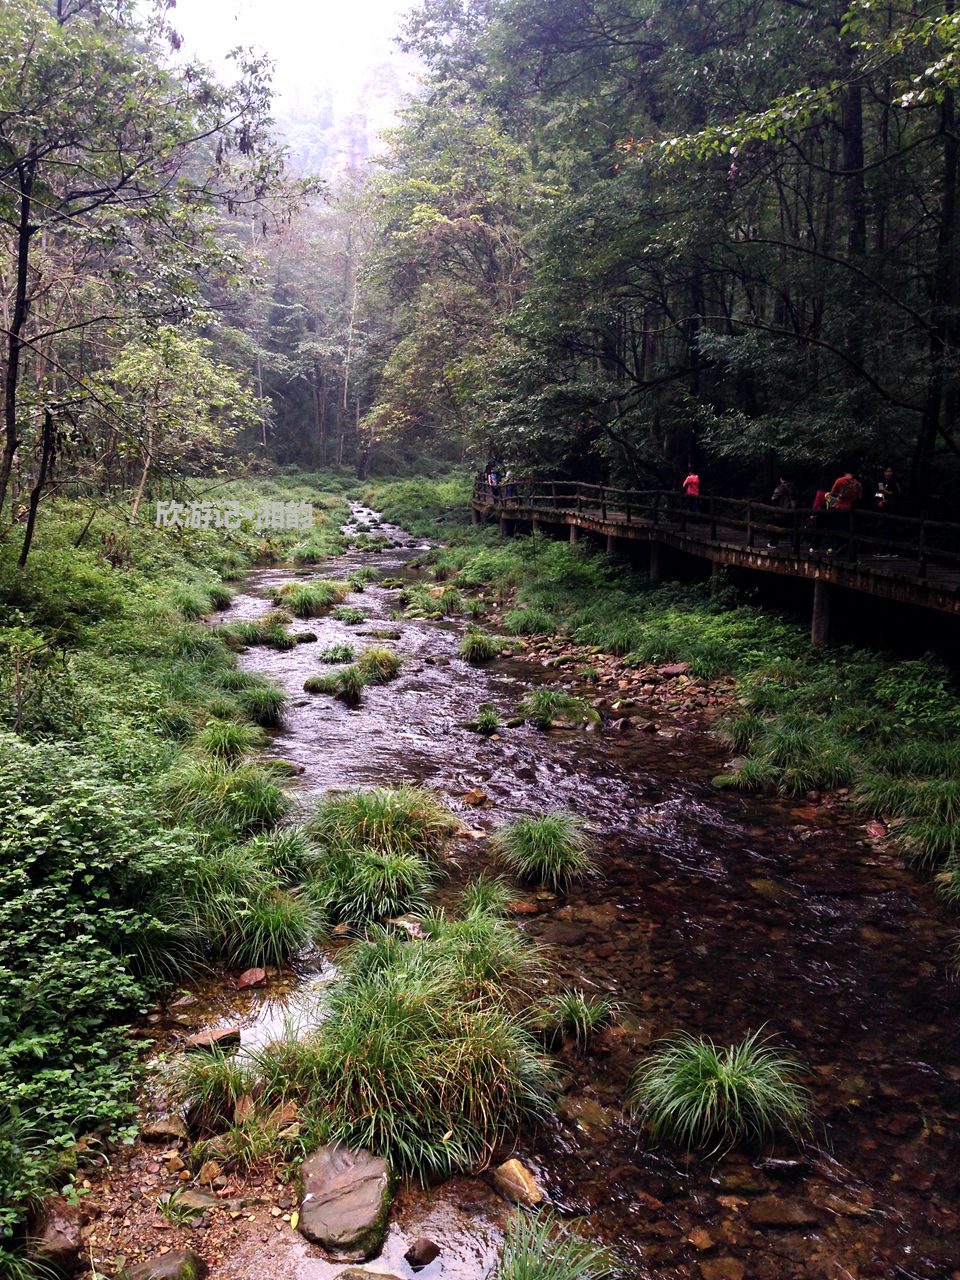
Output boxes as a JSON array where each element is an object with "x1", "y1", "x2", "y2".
[
  {"x1": 825, "y1": 468, "x2": 862, "y2": 553},
  {"x1": 503, "y1": 468, "x2": 515, "y2": 502},
  {"x1": 682, "y1": 470, "x2": 700, "y2": 513},
  {"x1": 767, "y1": 476, "x2": 797, "y2": 548},
  {"x1": 874, "y1": 466, "x2": 902, "y2": 514},
  {"x1": 486, "y1": 463, "x2": 500, "y2": 501},
  {"x1": 809, "y1": 475, "x2": 832, "y2": 549}
]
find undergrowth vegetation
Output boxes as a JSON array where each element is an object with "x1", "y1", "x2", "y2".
[
  {"x1": 0, "y1": 475, "x2": 349, "y2": 1244},
  {"x1": 493, "y1": 812, "x2": 595, "y2": 890}
]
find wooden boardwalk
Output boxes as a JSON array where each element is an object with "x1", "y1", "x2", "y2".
[{"x1": 470, "y1": 481, "x2": 960, "y2": 642}]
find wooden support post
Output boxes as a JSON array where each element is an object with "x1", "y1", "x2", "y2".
[
  {"x1": 606, "y1": 532, "x2": 617, "y2": 556},
  {"x1": 500, "y1": 515, "x2": 513, "y2": 538},
  {"x1": 471, "y1": 506, "x2": 480, "y2": 526},
  {"x1": 811, "y1": 577, "x2": 830, "y2": 646},
  {"x1": 649, "y1": 540, "x2": 663, "y2": 585},
  {"x1": 569, "y1": 523, "x2": 579, "y2": 544}
]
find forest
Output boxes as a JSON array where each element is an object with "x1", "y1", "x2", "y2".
[{"x1": 2, "y1": 2, "x2": 960, "y2": 1280}]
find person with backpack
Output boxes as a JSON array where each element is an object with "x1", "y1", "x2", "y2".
[
  {"x1": 825, "y1": 469, "x2": 862, "y2": 554},
  {"x1": 682, "y1": 470, "x2": 700, "y2": 514}
]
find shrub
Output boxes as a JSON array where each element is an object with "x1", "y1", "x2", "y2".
[
  {"x1": 492, "y1": 812, "x2": 595, "y2": 890},
  {"x1": 355, "y1": 647, "x2": 402, "y2": 684},
  {"x1": 539, "y1": 990, "x2": 617, "y2": 1049},
  {"x1": 194, "y1": 718, "x2": 262, "y2": 763},
  {"x1": 168, "y1": 1049, "x2": 255, "y2": 1133},
  {"x1": 518, "y1": 687, "x2": 593, "y2": 730},
  {"x1": 332, "y1": 605, "x2": 365, "y2": 625},
  {"x1": 628, "y1": 1029, "x2": 812, "y2": 1153},
  {"x1": 235, "y1": 683, "x2": 287, "y2": 727},
  {"x1": 502, "y1": 607, "x2": 555, "y2": 636},
  {"x1": 458, "y1": 629, "x2": 503, "y2": 663},
  {"x1": 494, "y1": 1212, "x2": 618, "y2": 1280},
  {"x1": 161, "y1": 759, "x2": 289, "y2": 836},
  {"x1": 309, "y1": 785, "x2": 457, "y2": 858},
  {"x1": 316, "y1": 643, "x2": 354, "y2": 664}
]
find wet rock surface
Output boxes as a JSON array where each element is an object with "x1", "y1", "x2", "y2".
[
  {"x1": 122, "y1": 1251, "x2": 208, "y2": 1280},
  {"x1": 298, "y1": 1144, "x2": 392, "y2": 1260},
  {"x1": 30, "y1": 1196, "x2": 83, "y2": 1276}
]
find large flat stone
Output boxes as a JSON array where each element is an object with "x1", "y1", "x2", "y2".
[
  {"x1": 299, "y1": 1143, "x2": 392, "y2": 1260},
  {"x1": 30, "y1": 1197, "x2": 83, "y2": 1277},
  {"x1": 123, "y1": 1251, "x2": 208, "y2": 1280},
  {"x1": 746, "y1": 1196, "x2": 819, "y2": 1228}
]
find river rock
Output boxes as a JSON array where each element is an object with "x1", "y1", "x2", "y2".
[
  {"x1": 184, "y1": 1026, "x2": 241, "y2": 1052},
  {"x1": 699, "y1": 1260, "x2": 745, "y2": 1280},
  {"x1": 404, "y1": 1237, "x2": 441, "y2": 1270},
  {"x1": 29, "y1": 1197, "x2": 82, "y2": 1276},
  {"x1": 236, "y1": 967, "x2": 267, "y2": 990},
  {"x1": 746, "y1": 1196, "x2": 819, "y2": 1228},
  {"x1": 492, "y1": 1158, "x2": 544, "y2": 1207},
  {"x1": 336, "y1": 1272, "x2": 403, "y2": 1280},
  {"x1": 123, "y1": 1250, "x2": 208, "y2": 1280},
  {"x1": 141, "y1": 1116, "x2": 189, "y2": 1143},
  {"x1": 298, "y1": 1143, "x2": 392, "y2": 1260}
]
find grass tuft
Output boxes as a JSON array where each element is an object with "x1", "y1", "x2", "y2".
[
  {"x1": 355, "y1": 647, "x2": 402, "y2": 684},
  {"x1": 458, "y1": 628, "x2": 504, "y2": 663},
  {"x1": 518, "y1": 687, "x2": 593, "y2": 730},
  {"x1": 628, "y1": 1028, "x2": 812, "y2": 1154},
  {"x1": 492, "y1": 812, "x2": 595, "y2": 890},
  {"x1": 316, "y1": 643, "x2": 355, "y2": 664},
  {"x1": 494, "y1": 1211, "x2": 619, "y2": 1280},
  {"x1": 309, "y1": 785, "x2": 457, "y2": 858},
  {"x1": 538, "y1": 990, "x2": 618, "y2": 1049},
  {"x1": 194, "y1": 718, "x2": 263, "y2": 763},
  {"x1": 271, "y1": 580, "x2": 349, "y2": 617}
]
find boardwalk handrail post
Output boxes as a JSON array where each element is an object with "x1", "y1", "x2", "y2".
[
  {"x1": 577, "y1": 485, "x2": 583, "y2": 516},
  {"x1": 792, "y1": 505, "x2": 801, "y2": 557},
  {"x1": 918, "y1": 515, "x2": 928, "y2": 579},
  {"x1": 626, "y1": 491, "x2": 632, "y2": 525},
  {"x1": 601, "y1": 485, "x2": 607, "y2": 521},
  {"x1": 550, "y1": 480, "x2": 557, "y2": 509},
  {"x1": 709, "y1": 495, "x2": 716, "y2": 541},
  {"x1": 746, "y1": 500, "x2": 754, "y2": 548}
]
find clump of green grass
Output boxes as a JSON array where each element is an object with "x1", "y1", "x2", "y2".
[
  {"x1": 316, "y1": 643, "x2": 355, "y2": 664},
  {"x1": 347, "y1": 567, "x2": 379, "y2": 591},
  {"x1": 168, "y1": 1049, "x2": 255, "y2": 1132},
  {"x1": 461, "y1": 874, "x2": 511, "y2": 917},
  {"x1": 241, "y1": 827, "x2": 318, "y2": 884},
  {"x1": 355, "y1": 647, "x2": 402, "y2": 684},
  {"x1": 438, "y1": 585, "x2": 464, "y2": 614},
  {"x1": 319, "y1": 847, "x2": 436, "y2": 926},
  {"x1": 501, "y1": 606, "x2": 555, "y2": 636},
  {"x1": 248, "y1": 930, "x2": 553, "y2": 1180},
  {"x1": 628, "y1": 1029, "x2": 812, "y2": 1154},
  {"x1": 194, "y1": 718, "x2": 263, "y2": 763},
  {"x1": 471, "y1": 703, "x2": 501, "y2": 735},
  {"x1": 458, "y1": 629, "x2": 503, "y2": 663},
  {"x1": 492, "y1": 812, "x2": 595, "y2": 890},
  {"x1": 539, "y1": 990, "x2": 618, "y2": 1049},
  {"x1": 161, "y1": 759, "x2": 289, "y2": 836},
  {"x1": 308, "y1": 785, "x2": 457, "y2": 858},
  {"x1": 518, "y1": 687, "x2": 594, "y2": 730},
  {"x1": 235, "y1": 682, "x2": 287, "y2": 727},
  {"x1": 271, "y1": 580, "x2": 349, "y2": 617},
  {"x1": 222, "y1": 619, "x2": 296, "y2": 651},
  {"x1": 304, "y1": 665, "x2": 368, "y2": 705},
  {"x1": 332, "y1": 605, "x2": 366, "y2": 625},
  {"x1": 215, "y1": 668, "x2": 267, "y2": 693},
  {"x1": 209, "y1": 885, "x2": 324, "y2": 969},
  {"x1": 422, "y1": 905, "x2": 546, "y2": 1003},
  {"x1": 495, "y1": 1212, "x2": 619, "y2": 1280}
]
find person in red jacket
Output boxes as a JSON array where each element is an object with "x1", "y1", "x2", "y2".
[
  {"x1": 826, "y1": 470, "x2": 862, "y2": 554},
  {"x1": 682, "y1": 471, "x2": 700, "y2": 513}
]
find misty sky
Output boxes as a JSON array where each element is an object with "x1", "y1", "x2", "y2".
[{"x1": 171, "y1": 0, "x2": 416, "y2": 103}]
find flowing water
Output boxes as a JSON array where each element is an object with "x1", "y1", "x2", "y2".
[{"x1": 186, "y1": 505, "x2": 960, "y2": 1280}]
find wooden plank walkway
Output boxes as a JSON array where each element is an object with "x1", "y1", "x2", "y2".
[{"x1": 470, "y1": 482, "x2": 960, "y2": 634}]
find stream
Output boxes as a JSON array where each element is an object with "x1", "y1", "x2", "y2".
[{"x1": 139, "y1": 505, "x2": 960, "y2": 1280}]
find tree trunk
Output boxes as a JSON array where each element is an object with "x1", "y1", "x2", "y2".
[
  {"x1": 0, "y1": 156, "x2": 37, "y2": 520},
  {"x1": 19, "y1": 409, "x2": 55, "y2": 568}
]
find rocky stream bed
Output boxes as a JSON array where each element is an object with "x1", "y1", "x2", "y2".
[{"x1": 74, "y1": 506, "x2": 960, "y2": 1280}]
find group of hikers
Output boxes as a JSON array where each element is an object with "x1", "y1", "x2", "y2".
[{"x1": 682, "y1": 466, "x2": 904, "y2": 554}]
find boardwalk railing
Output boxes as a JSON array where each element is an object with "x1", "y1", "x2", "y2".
[{"x1": 472, "y1": 477, "x2": 960, "y2": 584}]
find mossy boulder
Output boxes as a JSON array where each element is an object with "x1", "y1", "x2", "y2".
[
  {"x1": 122, "y1": 1250, "x2": 208, "y2": 1280},
  {"x1": 298, "y1": 1143, "x2": 393, "y2": 1261}
]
